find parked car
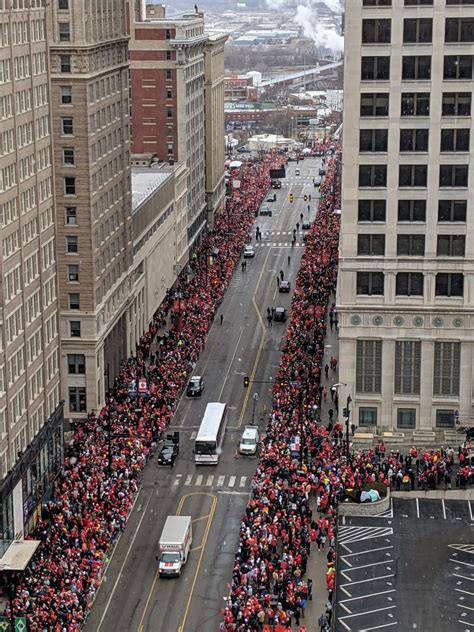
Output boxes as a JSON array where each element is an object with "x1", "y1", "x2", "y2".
[
  {"x1": 319, "y1": 168, "x2": 327, "y2": 176},
  {"x1": 239, "y1": 426, "x2": 260, "y2": 455},
  {"x1": 158, "y1": 442, "x2": 179, "y2": 466},
  {"x1": 243, "y1": 244, "x2": 255, "y2": 258},
  {"x1": 274, "y1": 307, "x2": 287, "y2": 322},
  {"x1": 313, "y1": 176, "x2": 322, "y2": 187},
  {"x1": 302, "y1": 220, "x2": 311, "y2": 230},
  {"x1": 186, "y1": 375, "x2": 204, "y2": 397},
  {"x1": 295, "y1": 169, "x2": 301, "y2": 176},
  {"x1": 259, "y1": 205, "x2": 272, "y2": 216},
  {"x1": 271, "y1": 179, "x2": 282, "y2": 189},
  {"x1": 279, "y1": 280, "x2": 291, "y2": 293},
  {"x1": 267, "y1": 194, "x2": 277, "y2": 202},
  {"x1": 237, "y1": 146, "x2": 251, "y2": 153}
]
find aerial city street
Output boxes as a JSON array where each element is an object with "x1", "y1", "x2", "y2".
[{"x1": 0, "y1": 0, "x2": 473, "y2": 631}]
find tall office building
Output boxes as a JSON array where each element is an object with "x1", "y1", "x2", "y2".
[
  {"x1": 339, "y1": 0, "x2": 474, "y2": 439},
  {"x1": 0, "y1": 0, "x2": 64, "y2": 551},
  {"x1": 48, "y1": 0, "x2": 133, "y2": 417},
  {"x1": 129, "y1": 3, "x2": 208, "y2": 247}
]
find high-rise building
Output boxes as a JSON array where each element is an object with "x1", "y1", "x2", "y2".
[
  {"x1": 129, "y1": 4, "x2": 209, "y2": 248},
  {"x1": 48, "y1": 0, "x2": 133, "y2": 416},
  {"x1": 0, "y1": 0, "x2": 64, "y2": 552},
  {"x1": 339, "y1": 0, "x2": 474, "y2": 439}
]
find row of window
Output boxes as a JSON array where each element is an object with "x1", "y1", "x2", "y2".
[
  {"x1": 362, "y1": 17, "x2": 474, "y2": 45},
  {"x1": 362, "y1": 91, "x2": 470, "y2": 118},
  {"x1": 357, "y1": 271, "x2": 464, "y2": 297},
  {"x1": 364, "y1": 1, "x2": 474, "y2": 5},
  {"x1": 358, "y1": 233, "x2": 466, "y2": 257},
  {"x1": 362, "y1": 55, "x2": 474, "y2": 81},
  {"x1": 357, "y1": 339, "x2": 460, "y2": 399},
  {"x1": 359, "y1": 164, "x2": 469, "y2": 188},
  {"x1": 360, "y1": 127, "x2": 470, "y2": 153},
  {"x1": 359, "y1": 406, "x2": 456, "y2": 430},
  {"x1": 359, "y1": 199, "x2": 467, "y2": 223}
]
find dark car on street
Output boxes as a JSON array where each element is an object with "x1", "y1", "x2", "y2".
[
  {"x1": 274, "y1": 307, "x2": 287, "y2": 322},
  {"x1": 271, "y1": 179, "x2": 282, "y2": 189},
  {"x1": 157, "y1": 442, "x2": 179, "y2": 466},
  {"x1": 279, "y1": 280, "x2": 291, "y2": 293},
  {"x1": 302, "y1": 220, "x2": 311, "y2": 230},
  {"x1": 186, "y1": 375, "x2": 204, "y2": 397}
]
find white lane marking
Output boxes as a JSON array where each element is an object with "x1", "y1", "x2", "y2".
[
  {"x1": 195, "y1": 474, "x2": 203, "y2": 486},
  {"x1": 217, "y1": 475, "x2": 225, "y2": 487},
  {"x1": 416, "y1": 497, "x2": 420, "y2": 519},
  {"x1": 184, "y1": 475, "x2": 193, "y2": 486},
  {"x1": 469, "y1": 501, "x2": 474, "y2": 522},
  {"x1": 174, "y1": 474, "x2": 182, "y2": 487},
  {"x1": 451, "y1": 559, "x2": 474, "y2": 568},
  {"x1": 339, "y1": 620, "x2": 351, "y2": 631},
  {"x1": 457, "y1": 603, "x2": 474, "y2": 611},
  {"x1": 340, "y1": 586, "x2": 352, "y2": 597},
  {"x1": 458, "y1": 621, "x2": 474, "y2": 627},
  {"x1": 442, "y1": 498, "x2": 447, "y2": 520},
  {"x1": 217, "y1": 490, "x2": 248, "y2": 496},
  {"x1": 205, "y1": 475, "x2": 214, "y2": 486},
  {"x1": 360, "y1": 623, "x2": 398, "y2": 631},
  {"x1": 340, "y1": 589, "x2": 396, "y2": 603},
  {"x1": 239, "y1": 476, "x2": 247, "y2": 487},
  {"x1": 340, "y1": 605, "x2": 397, "y2": 620},
  {"x1": 228, "y1": 475, "x2": 236, "y2": 487},
  {"x1": 342, "y1": 545, "x2": 393, "y2": 558},
  {"x1": 343, "y1": 560, "x2": 393, "y2": 573},
  {"x1": 97, "y1": 491, "x2": 151, "y2": 631},
  {"x1": 190, "y1": 431, "x2": 197, "y2": 440},
  {"x1": 456, "y1": 588, "x2": 474, "y2": 596},
  {"x1": 339, "y1": 603, "x2": 352, "y2": 614},
  {"x1": 454, "y1": 574, "x2": 474, "y2": 582},
  {"x1": 218, "y1": 327, "x2": 245, "y2": 401},
  {"x1": 340, "y1": 574, "x2": 394, "y2": 587}
]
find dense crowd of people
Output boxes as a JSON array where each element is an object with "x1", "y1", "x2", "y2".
[{"x1": 4, "y1": 153, "x2": 286, "y2": 630}]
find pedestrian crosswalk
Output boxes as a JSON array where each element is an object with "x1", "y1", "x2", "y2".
[
  {"x1": 171, "y1": 473, "x2": 250, "y2": 489},
  {"x1": 254, "y1": 242, "x2": 304, "y2": 248}
]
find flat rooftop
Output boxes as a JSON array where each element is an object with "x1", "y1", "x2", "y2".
[{"x1": 131, "y1": 167, "x2": 172, "y2": 212}]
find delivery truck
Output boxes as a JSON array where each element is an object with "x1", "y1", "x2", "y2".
[{"x1": 157, "y1": 515, "x2": 192, "y2": 577}]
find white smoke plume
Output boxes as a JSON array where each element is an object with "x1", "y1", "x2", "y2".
[
  {"x1": 265, "y1": 0, "x2": 287, "y2": 9},
  {"x1": 294, "y1": 1, "x2": 344, "y2": 53}
]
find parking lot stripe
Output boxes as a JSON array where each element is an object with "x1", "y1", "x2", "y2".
[
  {"x1": 456, "y1": 588, "x2": 474, "y2": 596},
  {"x1": 454, "y1": 573, "x2": 474, "y2": 582},
  {"x1": 340, "y1": 586, "x2": 352, "y2": 597},
  {"x1": 343, "y1": 560, "x2": 394, "y2": 573},
  {"x1": 342, "y1": 545, "x2": 393, "y2": 558},
  {"x1": 469, "y1": 500, "x2": 474, "y2": 522},
  {"x1": 360, "y1": 623, "x2": 398, "y2": 631},
  {"x1": 341, "y1": 573, "x2": 394, "y2": 587},
  {"x1": 457, "y1": 603, "x2": 474, "y2": 611},
  {"x1": 340, "y1": 605, "x2": 396, "y2": 620},
  {"x1": 339, "y1": 603, "x2": 352, "y2": 614},
  {"x1": 340, "y1": 589, "x2": 396, "y2": 603},
  {"x1": 416, "y1": 497, "x2": 420, "y2": 518},
  {"x1": 339, "y1": 620, "x2": 351, "y2": 631},
  {"x1": 458, "y1": 620, "x2": 474, "y2": 627},
  {"x1": 442, "y1": 498, "x2": 447, "y2": 519},
  {"x1": 451, "y1": 559, "x2": 474, "y2": 568}
]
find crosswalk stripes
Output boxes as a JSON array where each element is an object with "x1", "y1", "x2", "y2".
[
  {"x1": 254, "y1": 242, "x2": 304, "y2": 248},
  {"x1": 338, "y1": 525, "x2": 394, "y2": 544},
  {"x1": 175, "y1": 473, "x2": 250, "y2": 489}
]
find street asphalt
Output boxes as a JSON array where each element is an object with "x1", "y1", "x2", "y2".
[
  {"x1": 335, "y1": 497, "x2": 474, "y2": 632},
  {"x1": 83, "y1": 158, "x2": 322, "y2": 632}
]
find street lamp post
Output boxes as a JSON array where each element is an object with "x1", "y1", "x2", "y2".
[
  {"x1": 251, "y1": 392, "x2": 259, "y2": 425},
  {"x1": 344, "y1": 395, "x2": 352, "y2": 459}
]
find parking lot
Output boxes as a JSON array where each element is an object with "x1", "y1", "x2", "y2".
[{"x1": 335, "y1": 498, "x2": 474, "y2": 631}]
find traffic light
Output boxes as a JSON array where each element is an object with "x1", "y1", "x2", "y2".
[
  {"x1": 243, "y1": 376, "x2": 250, "y2": 388},
  {"x1": 303, "y1": 194, "x2": 308, "y2": 202},
  {"x1": 289, "y1": 193, "x2": 294, "y2": 204},
  {"x1": 342, "y1": 407, "x2": 348, "y2": 419}
]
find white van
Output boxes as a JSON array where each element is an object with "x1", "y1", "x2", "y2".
[{"x1": 239, "y1": 426, "x2": 259, "y2": 455}]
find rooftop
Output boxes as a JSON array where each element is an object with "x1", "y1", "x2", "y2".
[{"x1": 131, "y1": 167, "x2": 172, "y2": 212}]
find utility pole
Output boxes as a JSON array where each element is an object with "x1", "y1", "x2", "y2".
[{"x1": 343, "y1": 395, "x2": 352, "y2": 459}]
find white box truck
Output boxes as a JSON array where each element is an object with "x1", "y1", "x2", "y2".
[{"x1": 157, "y1": 515, "x2": 192, "y2": 577}]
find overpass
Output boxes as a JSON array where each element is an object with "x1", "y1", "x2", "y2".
[{"x1": 261, "y1": 61, "x2": 343, "y2": 89}]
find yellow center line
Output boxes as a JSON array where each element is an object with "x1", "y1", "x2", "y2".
[
  {"x1": 237, "y1": 247, "x2": 271, "y2": 429},
  {"x1": 177, "y1": 494, "x2": 217, "y2": 632}
]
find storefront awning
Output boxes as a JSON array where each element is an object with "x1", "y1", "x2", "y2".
[{"x1": 0, "y1": 540, "x2": 40, "y2": 571}]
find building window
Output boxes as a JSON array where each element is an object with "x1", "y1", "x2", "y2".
[
  {"x1": 166, "y1": 88, "x2": 172, "y2": 99},
  {"x1": 61, "y1": 117, "x2": 73, "y2": 134},
  {"x1": 165, "y1": 29, "x2": 172, "y2": 39},
  {"x1": 60, "y1": 86, "x2": 72, "y2": 104},
  {"x1": 396, "y1": 272, "x2": 424, "y2": 296},
  {"x1": 58, "y1": 22, "x2": 70, "y2": 41},
  {"x1": 399, "y1": 165, "x2": 427, "y2": 187},
  {"x1": 358, "y1": 199, "x2": 386, "y2": 222},
  {"x1": 400, "y1": 129, "x2": 429, "y2": 152},
  {"x1": 403, "y1": 18, "x2": 432, "y2": 43},
  {"x1": 65, "y1": 206, "x2": 77, "y2": 225},
  {"x1": 359, "y1": 129, "x2": 388, "y2": 152},
  {"x1": 436, "y1": 409, "x2": 455, "y2": 429},
  {"x1": 437, "y1": 235, "x2": 465, "y2": 257},
  {"x1": 166, "y1": 107, "x2": 172, "y2": 118},
  {"x1": 165, "y1": 51, "x2": 172, "y2": 60},
  {"x1": 359, "y1": 407, "x2": 378, "y2": 427},
  {"x1": 433, "y1": 341, "x2": 460, "y2": 396},
  {"x1": 439, "y1": 165, "x2": 468, "y2": 187},
  {"x1": 60, "y1": 54, "x2": 71, "y2": 72},
  {"x1": 64, "y1": 176, "x2": 76, "y2": 195},
  {"x1": 444, "y1": 55, "x2": 473, "y2": 79},
  {"x1": 68, "y1": 353, "x2": 85, "y2": 374},
  {"x1": 435, "y1": 273, "x2": 464, "y2": 297},
  {"x1": 70, "y1": 320, "x2": 81, "y2": 337},
  {"x1": 442, "y1": 93, "x2": 471, "y2": 116},
  {"x1": 438, "y1": 200, "x2": 467, "y2": 222},
  {"x1": 447, "y1": 0, "x2": 474, "y2": 4},
  {"x1": 362, "y1": 19, "x2": 391, "y2": 44},
  {"x1": 357, "y1": 234, "x2": 385, "y2": 256},
  {"x1": 63, "y1": 147, "x2": 75, "y2": 165},
  {"x1": 397, "y1": 234, "x2": 425, "y2": 256},
  {"x1": 361, "y1": 56, "x2": 390, "y2": 80},
  {"x1": 360, "y1": 93, "x2": 389, "y2": 116},
  {"x1": 66, "y1": 235, "x2": 78, "y2": 253},
  {"x1": 69, "y1": 386, "x2": 86, "y2": 412},
  {"x1": 166, "y1": 143, "x2": 173, "y2": 155},
  {"x1": 357, "y1": 271, "x2": 384, "y2": 295},
  {"x1": 356, "y1": 340, "x2": 382, "y2": 394},
  {"x1": 405, "y1": 0, "x2": 433, "y2": 4},
  {"x1": 398, "y1": 199, "x2": 426, "y2": 222},
  {"x1": 397, "y1": 408, "x2": 416, "y2": 429},
  {"x1": 363, "y1": 0, "x2": 392, "y2": 4},
  {"x1": 359, "y1": 164, "x2": 387, "y2": 187},
  {"x1": 445, "y1": 18, "x2": 474, "y2": 43},
  {"x1": 165, "y1": 69, "x2": 172, "y2": 80},
  {"x1": 401, "y1": 93, "x2": 430, "y2": 116},
  {"x1": 395, "y1": 341, "x2": 421, "y2": 395},
  {"x1": 67, "y1": 264, "x2": 79, "y2": 282},
  {"x1": 402, "y1": 56, "x2": 431, "y2": 80},
  {"x1": 69, "y1": 293, "x2": 80, "y2": 309},
  {"x1": 440, "y1": 129, "x2": 470, "y2": 152},
  {"x1": 58, "y1": 0, "x2": 69, "y2": 7}
]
